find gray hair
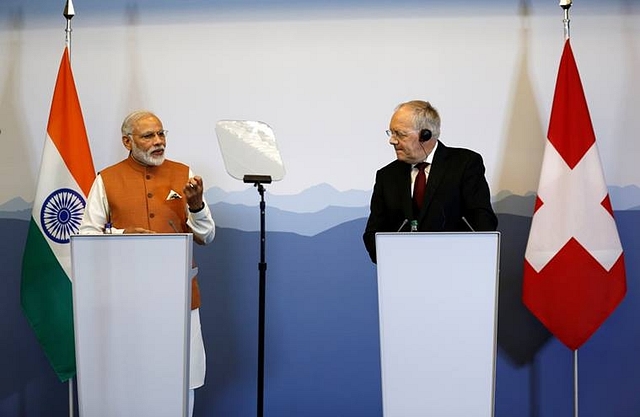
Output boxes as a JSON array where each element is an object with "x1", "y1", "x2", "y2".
[
  {"x1": 396, "y1": 100, "x2": 441, "y2": 140},
  {"x1": 121, "y1": 110, "x2": 157, "y2": 136}
]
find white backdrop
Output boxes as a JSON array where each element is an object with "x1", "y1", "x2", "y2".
[
  {"x1": 2, "y1": 2, "x2": 640, "y2": 417},
  {"x1": 1, "y1": 1, "x2": 638, "y2": 202}
]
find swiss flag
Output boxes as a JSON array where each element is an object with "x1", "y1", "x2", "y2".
[{"x1": 522, "y1": 40, "x2": 627, "y2": 350}]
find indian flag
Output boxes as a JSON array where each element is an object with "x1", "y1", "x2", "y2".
[{"x1": 21, "y1": 46, "x2": 95, "y2": 381}]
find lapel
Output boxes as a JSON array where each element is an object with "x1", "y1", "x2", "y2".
[{"x1": 417, "y1": 142, "x2": 449, "y2": 220}]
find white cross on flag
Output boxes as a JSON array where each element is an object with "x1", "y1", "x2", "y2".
[{"x1": 523, "y1": 39, "x2": 627, "y2": 351}]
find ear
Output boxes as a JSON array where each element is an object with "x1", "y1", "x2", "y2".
[{"x1": 122, "y1": 135, "x2": 132, "y2": 151}]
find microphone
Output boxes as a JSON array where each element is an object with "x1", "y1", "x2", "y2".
[
  {"x1": 397, "y1": 218, "x2": 409, "y2": 232},
  {"x1": 462, "y1": 216, "x2": 476, "y2": 232},
  {"x1": 168, "y1": 219, "x2": 179, "y2": 233},
  {"x1": 102, "y1": 196, "x2": 112, "y2": 234}
]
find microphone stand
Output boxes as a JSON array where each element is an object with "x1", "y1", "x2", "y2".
[{"x1": 243, "y1": 174, "x2": 272, "y2": 417}]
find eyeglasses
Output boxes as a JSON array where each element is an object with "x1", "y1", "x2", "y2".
[
  {"x1": 385, "y1": 129, "x2": 417, "y2": 139},
  {"x1": 130, "y1": 130, "x2": 168, "y2": 141}
]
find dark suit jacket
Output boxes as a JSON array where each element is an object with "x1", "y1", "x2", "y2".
[{"x1": 363, "y1": 141, "x2": 498, "y2": 263}]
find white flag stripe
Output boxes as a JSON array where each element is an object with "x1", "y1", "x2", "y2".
[
  {"x1": 31, "y1": 134, "x2": 83, "y2": 279},
  {"x1": 526, "y1": 143, "x2": 623, "y2": 272}
]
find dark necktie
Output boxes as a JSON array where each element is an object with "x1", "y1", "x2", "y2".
[{"x1": 413, "y1": 162, "x2": 429, "y2": 213}]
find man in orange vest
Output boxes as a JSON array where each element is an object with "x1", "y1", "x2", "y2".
[{"x1": 80, "y1": 110, "x2": 215, "y2": 416}]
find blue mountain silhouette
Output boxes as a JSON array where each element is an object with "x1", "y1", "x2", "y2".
[
  {"x1": 205, "y1": 183, "x2": 371, "y2": 213},
  {"x1": 212, "y1": 202, "x2": 368, "y2": 236},
  {"x1": 3, "y1": 184, "x2": 639, "y2": 234}
]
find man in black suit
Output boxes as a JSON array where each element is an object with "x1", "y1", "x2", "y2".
[{"x1": 363, "y1": 100, "x2": 498, "y2": 263}]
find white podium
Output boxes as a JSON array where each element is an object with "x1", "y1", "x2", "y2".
[
  {"x1": 375, "y1": 232, "x2": 500, "y2": 417},
  {"x1": 70, "y1": 234, "x2": 195, "y2": 417}
]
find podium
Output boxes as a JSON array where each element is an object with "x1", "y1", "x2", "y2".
[
  {"x1": 70, "y1": 234, "x2": 195, "y2": 417},
  {"x1": 375, "y1": 232, "x2": 500, "y2": 417}
]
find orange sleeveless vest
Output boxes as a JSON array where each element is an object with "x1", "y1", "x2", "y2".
[{"x1": 100, "y1": 155, "x2": 201, "y2": 309}]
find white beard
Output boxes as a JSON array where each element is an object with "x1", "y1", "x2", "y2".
[{"x1": 131, "y1": 142, "x2": 165, "y2": 166}]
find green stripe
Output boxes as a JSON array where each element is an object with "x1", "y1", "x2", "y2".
[{"x1": 21, "y1": 218, "x2": 76, "y2": 382}]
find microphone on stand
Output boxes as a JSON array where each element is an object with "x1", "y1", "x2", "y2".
[
  {"x1": 462, "y1": 216, "x2": 476, "y2": 232},
  {"x1": 102, "y1": 197, "x2": 112, "y2": 234},
  {"x1": 397, "y1": 218, "x2": 409, "y2": 232},
  {"x1": 168, "y1": 219, "x2": 179, "y2": 233}
]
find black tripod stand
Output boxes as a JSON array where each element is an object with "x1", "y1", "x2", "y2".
[{"x1": 243, "y1": 174, "x2": 272, "y2": 417}]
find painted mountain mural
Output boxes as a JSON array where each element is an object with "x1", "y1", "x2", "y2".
[
  {"x1": 3, "y1": 183, "x2": 639, "y2": 232},
  {"x1": 2, "y1": 185, "x2": 639, "y2": 416}
]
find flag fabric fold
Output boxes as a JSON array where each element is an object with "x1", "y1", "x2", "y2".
[
  {"x1": 523, "y1": 39, "x2": 627, "y2": 351},
  {"x1": 21, "y1": 46, "x2": 95, "y2": 381}
]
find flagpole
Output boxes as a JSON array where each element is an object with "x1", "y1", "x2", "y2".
[
  {"x1": 63, "y1": 3, "x2": 77, "y2": 417},
  {"x1": 559, "y1": 2, "x2": 578, "y2": 415},
  {"x1": 573, "y1": 349, "x2": 579, "y2": 417},
  {"x1": 64, "y1": 0, "x2": 75, "y2": 51},
  {"x1": 561, "y1": 0, "x2": 571, "y2": 40}
]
